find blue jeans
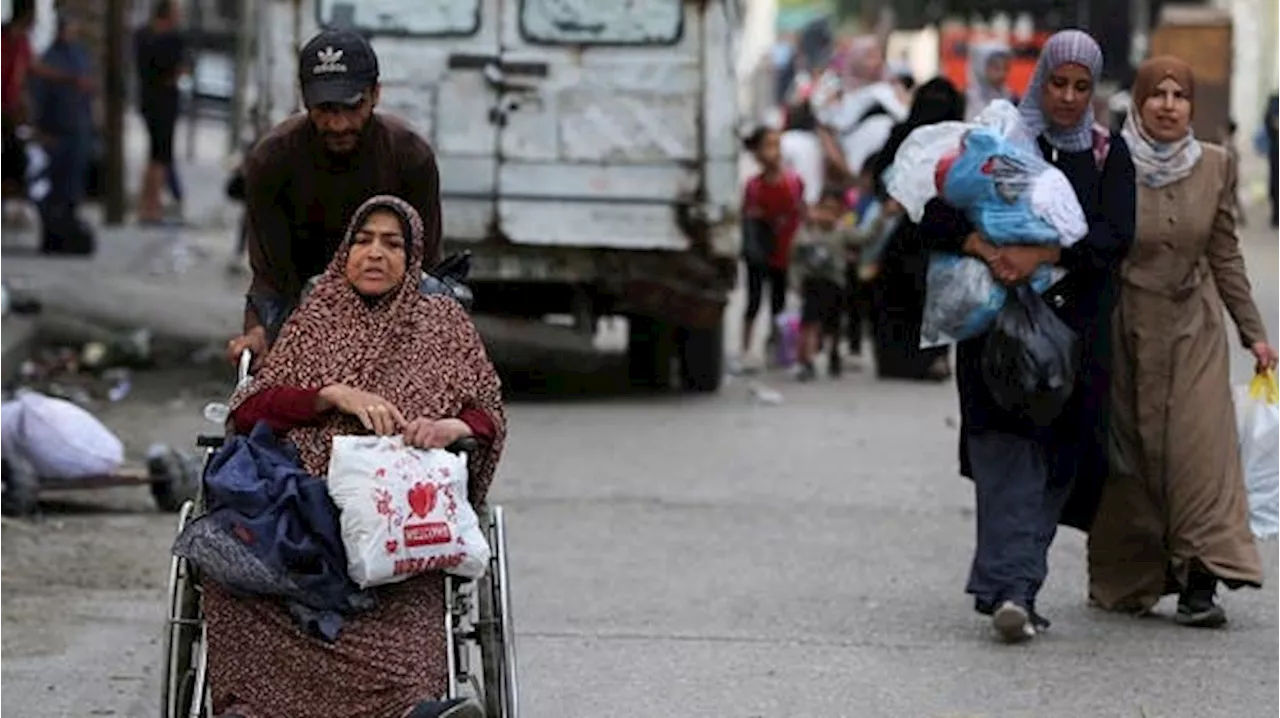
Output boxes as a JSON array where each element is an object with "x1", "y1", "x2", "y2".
[
  {"x1": 44, "y1": 132, "x2": 91, "y2": 210},
  {"x1": 965, "y1": 429, "x2": 1073, "y2": 612}
]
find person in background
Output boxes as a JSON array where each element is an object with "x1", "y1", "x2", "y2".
[
  {"x1": 1, "y1": 0, "x2": 89, "y2": 224},
  {"x1": 918, "y1": 31, "x2": 1135, "y2": 642},
  {"x1": 133, "y1": 0, "x2": 188, "y2": 223},
  {"x1": 964, "y1": 41, "x2": 1016, "y2": 121},
  {"x1": 781, "y1": 99, "x2": 850, "y2": 205},
  {"x1": 1221, "y1": 119, "x2": 1246, "y2": 226},
  {"x1": 842, "y1": 158, "x2": 885, "y2": 362},
  {"x1": 223, "y1": 29, "x2": 443, "y2": 366},
  {"x1": 1088, "y1": 56, "x2": 1276, "y2": 628},
  {"x1": 773, "y1": 33, "x2": 800, "y2": 106},
  {"x1": 1266, "y1": 93, "x2": 1278, "y2": 227},
  {"x1": 791, "y1": 188, "x2": 858, "y2": 381},
  {"x1": 0, "y1": 0, "x2": 36, "y2": 214},
  {"x1": 823, "y1": 36, "x2": 909, "y2": 178},
  {"x1": 30, "y1": 15, "x2": 95, "y2": 251},
  {"x1": 864, "y1": 78, "x2": 967, "y2": 383},
  {"x1": 737, "y1": 127, "x2": 805, "y2": 372}
]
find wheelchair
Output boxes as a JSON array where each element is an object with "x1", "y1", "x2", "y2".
[{"x1": 160, "y1": 348, "x2": 519, "y2": 718}]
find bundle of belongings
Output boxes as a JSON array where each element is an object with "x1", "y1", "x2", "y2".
[
  {"x1": 883, "y1": 100, "x2": 1087, "y2": 348},
  {"x1": 172, "y1": 422, "x2": 374, "y2": 642}
]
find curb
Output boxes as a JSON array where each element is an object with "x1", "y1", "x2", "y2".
[{"x1": 1, "y1": 316, "x2": 39, "y2": 386}]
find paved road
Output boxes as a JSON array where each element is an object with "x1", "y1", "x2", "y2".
[{"x1": 3, "y1": 207, "x2": 1278, "y2": 716}]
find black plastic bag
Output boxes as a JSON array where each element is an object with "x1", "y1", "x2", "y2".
[{"x1": 982, "y1": 284, "x2": 1079, "y2": 427}]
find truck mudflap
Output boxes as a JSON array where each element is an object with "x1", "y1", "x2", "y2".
[{"x1": 606, "y1": 252, "x2": 737, "y2": 330}]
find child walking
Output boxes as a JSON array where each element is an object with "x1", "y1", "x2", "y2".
[
  {"x1": 739, "y1": 127, "x2": 805, "y2": 371},
  {"x1": 792, "y1": 188, "x2": 861, "y2": 381}
]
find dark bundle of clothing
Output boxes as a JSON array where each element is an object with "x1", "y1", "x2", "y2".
[
  {"x1": 172, "y1": 421, "x2": 373, "y2": 642},
  {"x1": 866, "y1": 78, "x2": 967, "y2": 381}
]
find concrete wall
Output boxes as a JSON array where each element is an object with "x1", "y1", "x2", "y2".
[{"x1": 1213, "y1": 0, "x2": 1278, "y2": 142}]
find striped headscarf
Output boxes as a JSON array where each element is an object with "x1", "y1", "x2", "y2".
[{"x1": 1017, "y1": 29, "x2": 1104, "y2": 153}]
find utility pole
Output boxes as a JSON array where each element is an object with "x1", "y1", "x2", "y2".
[
  {"x1": 229, "y1": 0, "x2": 256, "y2": 155},
  {"x1": 103, "y1": 0, "x2": 127, "y2": 225}
]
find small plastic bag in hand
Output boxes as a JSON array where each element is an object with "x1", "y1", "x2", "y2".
[
  {"x1": 981, "y1": 285, "x2": 1079, "y2": 427},
  {"x1": 326, "y1": 435, "x2": 489, "y2": 588},
  {"x1": 1235, "y1": 372, "x2": 1279, "y2": 539}
]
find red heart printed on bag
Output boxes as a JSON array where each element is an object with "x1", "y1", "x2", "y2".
[
  {"x1": 407, "y1": 482, "x2": 437, "y2": 518},
  {"x1": 385, "y1": 538, "x2": 399, "y2": 554}
]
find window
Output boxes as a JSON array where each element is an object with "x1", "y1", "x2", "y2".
[
  {"x1": 317, "y1": 0, "x2": 480, "y2": 37},
  {"x1": 519, "y1": 0, "x2": 683, "y2": 46}
]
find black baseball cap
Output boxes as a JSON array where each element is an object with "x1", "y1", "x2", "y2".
[{"x1": 298, "y1": 29, "x2": 379, "y2": 108}]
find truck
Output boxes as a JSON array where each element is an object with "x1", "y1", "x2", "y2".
[{"x1": 245, "y1": 0, "x2": 747, "y2": 392}]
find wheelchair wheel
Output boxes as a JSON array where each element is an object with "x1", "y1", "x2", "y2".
[
  {"x1": 150, "y1": 447, "x2": 202, "y2": 514},
  {"x1": 477, "y1": 506, "x2": 519, "y2": 718},
  {"x1": 161, "y1": 500, "x2": 210, "y2": 718}
]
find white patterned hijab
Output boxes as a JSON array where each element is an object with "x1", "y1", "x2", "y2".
[{"x1": 1017, "y1": 29, "x2": 1104, "y2": 153}]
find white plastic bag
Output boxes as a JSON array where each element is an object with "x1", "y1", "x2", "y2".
[
  {"x1": 326, "y1": 435, "x2": 490, "y2": 588},
  {"x1": 1235, "y1": 372, "x2": 1279, "y2": 539},
  {"x1": 883, "y1": 121, "x2": 969, "y2": 222},
  {"x1": 0, "y1": 391, "x2": 124, "y2": 479},
  {"x1": 884, "y1": 100, "x2": 1026, "y2": 222}
]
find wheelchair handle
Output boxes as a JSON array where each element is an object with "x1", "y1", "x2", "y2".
[{"x1": 237, "y1": 349, "x2": 253, "y2": 386}]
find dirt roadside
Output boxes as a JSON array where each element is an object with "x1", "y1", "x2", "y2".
[{"x1": 2, "y1": 365, "x2": 234, "y2": 717}]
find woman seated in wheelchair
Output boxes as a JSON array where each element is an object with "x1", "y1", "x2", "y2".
[{"x1": 209, "y1": 195, "x2": 505, "y2": 718}]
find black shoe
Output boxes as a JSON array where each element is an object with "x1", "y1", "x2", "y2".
[
  {"x1": 828, "y1": 350, "x2": 843, "y2": 378},
  {"x1": 1176, "y1": 572, "x2": 1227, "y2": 628},
  {"x1": 407, "y1": 698, "x2": 485, "y2": 718},
  {"x1": 1029, "y1": 609, "x2": 1051, "y2": 631},
  {"x1": 796, "y1": 361, "x2": 816, "y2": 382}
]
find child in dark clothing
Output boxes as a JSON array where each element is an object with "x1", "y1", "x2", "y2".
[{"x1": 792, "y1": 188, "x2": 860, "y2": 381}]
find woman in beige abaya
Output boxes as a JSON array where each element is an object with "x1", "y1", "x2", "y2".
[{"x1": 1087, "y1": 56, "x2": 1279, "y2": 628}]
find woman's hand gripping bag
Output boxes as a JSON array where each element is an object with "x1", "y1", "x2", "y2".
[
  {"x1": 1235, "y1": 372, "x2": 1280, "y2": 539},
  {"x1": 326, "y1": 435, "x2": 490, "y2": 588}
]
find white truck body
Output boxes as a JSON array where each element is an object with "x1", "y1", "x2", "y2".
[
  {"x1": 250, "y1": 0, "x2": 747, "y2": 390},
  {"x1": 254, "y1": 0, "x2": 742, "y2": 257}
]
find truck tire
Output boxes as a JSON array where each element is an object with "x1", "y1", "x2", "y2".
[
  {"x1": 627, "y1": 315, "x2": 675, "y2": 391},
  {"x1": 678, "y1": 320, "x2": 725, "y2": 393}
]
